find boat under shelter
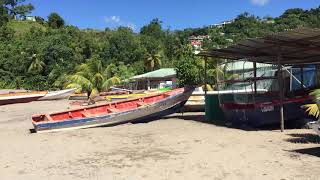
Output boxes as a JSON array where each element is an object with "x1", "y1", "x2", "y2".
[{"x1": 199, "y1": 28, "x2": 320, "y2": 131}]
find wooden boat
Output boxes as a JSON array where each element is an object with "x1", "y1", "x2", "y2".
[
  {"x1": 38, "y1": 89, "x2": 76, "y2": 101},
  {"x1": 219, "y1": 66, "x2": 318, "y2": 127},
  {"x1": 105, "y1": 93, "x2": 151, "y2": 101},
  {"x1": 69, "y1": 93, "x2": 88, "y2": 100},
  {"x1": 0, "y1": 91, "x2": 47, "y2": 106},
  {"x1": 183, "y1": 87, "x2": 205, "y2": 112},
  {"x1": 32, "y1": 87, "x2": 194, "y2": 133}
]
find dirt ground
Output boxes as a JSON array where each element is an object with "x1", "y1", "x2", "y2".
[{"x1": 0, "y1": 100, "x2": 320, "y2": 180}]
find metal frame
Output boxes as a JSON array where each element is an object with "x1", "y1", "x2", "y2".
[{"x1": 200, "y1": 28, "x2": 320, "y2": 132}]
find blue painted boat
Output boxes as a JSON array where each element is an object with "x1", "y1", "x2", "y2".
[{"x1": 32, "y1": 87, "x2": 194, "y2": 133}]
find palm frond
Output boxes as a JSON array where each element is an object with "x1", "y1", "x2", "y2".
[
  {"x1": 66, "y1": 83, "x2": 82, "y2": 93},
  {"x1": 102, "y1": 76, "x2": 121, "y2": 90},
  {"x1": 69, "y1": 74, "x2": 93, "y2": 91},
  {"x1": 91, "y1": 73, "x2": 105, "y2": 89},
  {"x1": 302, "y1": 104, "x2": 320, "y2": 118},
  {"x1": 90, "y1": 87, "x2": 99, "y2": 98},
  {"x1": 310, "y1": 89, "x2": 320, "y2": 101}
]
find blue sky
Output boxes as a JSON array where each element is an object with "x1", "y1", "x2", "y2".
[{"x1": 28, "y1": 0, "x2": 320, "y2": 31}]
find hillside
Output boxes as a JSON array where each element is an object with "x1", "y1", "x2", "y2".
[{"x1": 7, "y1": 20, "x2": 46, "y2": 35}]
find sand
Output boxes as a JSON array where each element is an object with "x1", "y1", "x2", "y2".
[{"x1": 0, "y1": 100, "x2": 320, "y2": 180}]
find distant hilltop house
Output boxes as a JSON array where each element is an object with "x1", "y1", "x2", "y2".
[
  {"x1": 25, "y1": 16, "x2": 36, "y2": 22},
  {"x1": 188, "y1": 35, "x2": 210, "y2": 50},
  {"x1": 18, "y1": 16, "x2": 36, "y2": 22},
  {"x1": 210, "y1": 19, "x2": 235, "y2": 28}
]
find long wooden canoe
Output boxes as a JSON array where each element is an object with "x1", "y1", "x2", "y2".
[
  {"x1": 0, "y1": 91, "x2": 47, "y2": 106},
  {"x1": 32, "y1": 87, "x2": 194, "y2": 133}
]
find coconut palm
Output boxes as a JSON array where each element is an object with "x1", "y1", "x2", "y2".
[
  {"x1": 144, "y1": 51, "x2": 162, "y2": 72},
  {"x1": 302, "y1": 89, "x2": 320, "y2": 118},
  {"x1": 28, "y1": 54, "x2": 45, "y2": 74},
  {"x1": 66, "y1": 56, "x2": 121, "y2": 98}
]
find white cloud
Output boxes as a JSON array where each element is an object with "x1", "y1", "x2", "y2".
[
  {"x1": 104, "y1": 16, "x2": 121, "y2": 23},
  {"x1": 250, "y1": 0, "x2": 270, "y2": 6},
  {"x1": 104, "y1": 16, "x2": 135, "y2": 30}
]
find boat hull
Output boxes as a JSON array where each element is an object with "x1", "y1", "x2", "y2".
[
  {"x1": 0, "y1": 96, "x2": 43, "y2": 106},
  {"x1": 38, "y1": 89, "x2": 76, "y2": 101},
  {"x1": 33, "y1": 88, "x2": 193, "y2": 133},
  {"x1": 222, "y1": 101, "x2": 311, "y2": 127},
  {"x1": 0, "y1": 92, "x2": 46, "y2": 106}
]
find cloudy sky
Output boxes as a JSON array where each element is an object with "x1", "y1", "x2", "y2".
[{"x1": 29, "y1": 0, "x2": 320, "y2": 31}]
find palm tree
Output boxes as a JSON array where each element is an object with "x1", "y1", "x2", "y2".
[
  {"x1": 144, "y1": 51, "x2": 162, "y2": 72},
  {"x1": 303, "y1": 89, "x2": 320, "y2": 118},
  {"x1": 28, "y1": 54, "x2": 45, "y2": 74},
  {"x1": 66, "y1": 56, "x2": 121, "y2": 98}
]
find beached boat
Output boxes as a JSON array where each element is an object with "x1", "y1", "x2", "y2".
[
  {"x1": 32, "y1": 87, "x2": 194, "y2": 133},
  {"x1": 183, "y1": 87, "x2": 205, "y2": 112},
  {"x1": 38, "y1": 89, "x2": 76, "y2": 101},
  {"x1": 69, "y1": 93, "x2": 88, "y2": 100},
  {"x1": 308, "y1": 121, "x2": 320, "y2": 136},
  {"x1": 219, "y1": 66, "x2": 316, "y2": 127},
  {"x1": 105, "y1": 93, "x2": 148, "y2": 101},
  {"x1": 0, "y1": 91, "x2": 47, "y2": 106}
]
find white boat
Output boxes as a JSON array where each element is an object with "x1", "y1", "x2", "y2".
[
  {"x1": 38, "y1": 89, "x2": 76, "y2": 101},
  {"x1": 308, "y1": 121, "x2": 320, "y2": 136}
]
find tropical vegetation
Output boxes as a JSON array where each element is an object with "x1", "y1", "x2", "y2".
[{"x1": 1, "y1": 1, "x2": 320, "y2": 95}]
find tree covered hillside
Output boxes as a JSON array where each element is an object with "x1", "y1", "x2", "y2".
[{"x1": 1, "y1": 1, "x2": 320, "y2": 90}]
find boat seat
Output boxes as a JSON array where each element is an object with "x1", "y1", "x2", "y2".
[
  {"x1": 107, "y1": 108, "x2": 119, "y2": 113},
  {"x1": 137, "y1": 102, "x2": 146, "y2": 107},
  {"x1": 68, "y1": 112, "x2": 74, "y2": 118},
  {"x1": 81, "y1": 112, "x2": 92, "y2": 117}
]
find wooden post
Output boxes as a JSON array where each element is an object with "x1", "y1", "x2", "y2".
[
  {"x1": 277, "y1": 52, "x2": 285, "y2": 132},
  {"x1": 204, "y1": 57, "x2": 208, "y2": 96},
  {"x1": 300, "y1": 66, "x2": 304, "y2": 89},
  {"x1": 253, "y1": 62, "x2": 257, "y2": 94}
]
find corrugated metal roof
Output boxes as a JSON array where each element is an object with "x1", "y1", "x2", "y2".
[
  {"x1": 131, "y1": 68, "x2": 176, "y2": 80},
  {"x1": 199, "y1": 28, "x2": 320, "y2": 65}
]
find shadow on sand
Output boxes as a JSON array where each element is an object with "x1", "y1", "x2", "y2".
[
  {"x1": 285, "y1": 134, "x2": 320, "y2": 158},
  {"x1": 163, "y1": 113, "x2": 311, "y2": 131},
  {"x1": 290, "y1": 147, "x2": 320, "y2": 158},
  {"x1": 285, "y1": 133, "x2": 320, "y2": 144}
]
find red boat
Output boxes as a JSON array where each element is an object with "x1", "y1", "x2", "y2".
[{"x1": 32, "y1": 87, "x2": 194, "y2": 133}]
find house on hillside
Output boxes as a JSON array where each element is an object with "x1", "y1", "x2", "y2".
[
  {"x1": 129, "y1": 68, "x2": 177, "y2": 90},
  {"x1": 25, "y1": 16, "x2": 36, "y2": 22}
]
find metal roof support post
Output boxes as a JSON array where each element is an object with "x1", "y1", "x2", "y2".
[
  {"x1": 204, "y1": 57, "x2": 208, "y2": 96},
  {"x1": 300, "y1": 66, "x2": 304, "y2": 90},
  {"x1": 277, "y1": 51, "x2": 285, "y2": 132},
  {"x1": 253, "y1": 61, "x2": 257, "y2": 94}
]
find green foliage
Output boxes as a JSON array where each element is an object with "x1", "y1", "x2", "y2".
[
  {"x1": 302, "y1": 89, "x2": 320, "y2": 118},
  {"x1": 48, "y1": 12, "x2": 65, "y2": 29},
  {"x1": 1, "y1": 2, "x2": 320, "y2": 91},
  {"x1": 3, "y1": 0, "x2": 33, "y2": 19},
  {"x1": 7, "y1": 20, "x2": 45, "y2": 35},
  {"x1": 0, "y1": 1, "x2": 9, "y2": 27},
  {"x1": 175, "y1": 57, "x2": 201, "y2": 87},
  {"x1": 65, "y1": 56, "x2": 121, "y2": 97}
]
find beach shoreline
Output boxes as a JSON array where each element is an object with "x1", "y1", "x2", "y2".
[{"x1": 0, "y1": 100, "x2": 319, "y2": 180}]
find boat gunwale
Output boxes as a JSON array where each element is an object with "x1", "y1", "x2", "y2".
[
  {"x1": 0, "y1": 91, "x2": 47, "y2": 98},
  {"x1": 32, "y1": 88, "x2": 184, "y2": 124}
]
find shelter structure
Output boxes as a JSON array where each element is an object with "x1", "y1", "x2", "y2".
[
  {"x1": 129, "y1": 68, "x2": 177, "y2": 90},
  {"x1": 199, "y1": 28, "x2": 320, "y2": 131}
]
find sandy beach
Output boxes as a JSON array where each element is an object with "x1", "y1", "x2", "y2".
[{"x1": 0, "y1": 100, "x2": 320, "y2": 180}]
